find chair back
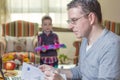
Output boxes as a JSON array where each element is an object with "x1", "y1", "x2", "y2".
[{"x1": 2, "y1": 20, "x2": 39, "y2": 37}]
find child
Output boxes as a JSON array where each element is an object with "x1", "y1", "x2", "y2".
[{"x1": 37, "y1": 15, "x2": 59, "y2": 68}]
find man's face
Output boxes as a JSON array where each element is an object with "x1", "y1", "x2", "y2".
[
  {"x1": 67, "y1": 7, "x2": 91, "y2": 38},
  {"x1": 42, "y1": 19, "x2": 52, "y2": 32}
]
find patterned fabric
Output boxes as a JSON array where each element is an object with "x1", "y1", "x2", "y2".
[
  {"x1": 1, "y1": 20, "x2": 39, "y2": 64},
  {"x1": 103, "y1": 20, "x2": 120, "y2": 35},
  {"x1": 2, "y1": 20, "x2": 39, "y2": 37},
  {"x1": 13, "y1": 38, "x2": 26, "y2": 52},
  {"x1": 40, "y1": 56, "x2": 58, "y2": 67},
  {"x1": 5, "y1": 36, "x2": 35, "y2": 52},
  {"x1": 2, "y1": 52, "x2": 37, "y2": 63},
  {"x1": 40, "y1": 56, "x2": 58, "y2": 64}
]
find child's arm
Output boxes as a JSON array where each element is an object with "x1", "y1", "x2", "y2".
[
  {"x1": 54, "y1": 34, "x2": 59, "y2": 44},
  {"x1": 38, "y1": 35, "x2": 42, "y2": 46}
]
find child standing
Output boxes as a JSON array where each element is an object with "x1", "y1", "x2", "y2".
[{"x1": 37, "y1": 15, "x2": 59, "y2": 68}]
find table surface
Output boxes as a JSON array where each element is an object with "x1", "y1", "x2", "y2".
[{"x1": 4, "y1": 64, "x2": 76, "y2": 80}]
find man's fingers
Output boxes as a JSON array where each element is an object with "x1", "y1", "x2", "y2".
[{"x1": 53, "y1": 73, "x2": 64, "y2": 80}]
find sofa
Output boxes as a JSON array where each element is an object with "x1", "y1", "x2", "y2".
[{"x1": 0, "y1": 20, "x2": 40, "y2": 66}]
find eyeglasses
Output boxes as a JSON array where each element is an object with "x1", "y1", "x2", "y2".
[{"x1": 66, "y1": 14, "x2": 88, "y2": 24}]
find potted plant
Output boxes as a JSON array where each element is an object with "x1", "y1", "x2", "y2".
[{"x1": 58, "y1": 54, "x2": 68, "y2": 64}]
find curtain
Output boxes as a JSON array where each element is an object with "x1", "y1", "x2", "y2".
[
  {"x1": 0, "y1": 0, "x2": 9, "y2": 36},
  {"x1": 7, "y1": 0, "x2": 71, "y2": 28},
  {"x1": 0, "y1": 0, "x2": 9, "y2": 24}
]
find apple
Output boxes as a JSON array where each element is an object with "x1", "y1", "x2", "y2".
[{"x1": 3, "y1": 61, "x2": 16, "y2": 70}]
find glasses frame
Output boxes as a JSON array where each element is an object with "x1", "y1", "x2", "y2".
[{"x1": 67, "y1": 14, "x2": 89, "y2": 24}]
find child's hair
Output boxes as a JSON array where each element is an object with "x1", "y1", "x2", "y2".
[{"x1": 42, "y1": 15, "x2": 52, "y2": 24}]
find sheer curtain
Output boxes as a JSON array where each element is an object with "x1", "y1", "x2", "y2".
[
  {"x1": 0, "y1": 0, "x2": 9, "y2": 36},
  {"x1": 7, "y1": 0, "x2": 70, "y2": 28},
  {"x1": 0, "y1": 0, "x2": 9, "y2": 24}
]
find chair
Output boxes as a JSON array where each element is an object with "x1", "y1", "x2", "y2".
[
  {"x1": 73, "y1": 40, "x2": 81, "y2": 65},
  {"x1": 0, "y1": 20, "x2": 40, "y2": 66}
]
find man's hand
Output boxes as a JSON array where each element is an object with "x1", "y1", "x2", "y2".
[
  {"x1": 38, "y1": 64, "x2": 63, "y2": 80},
  {"x1": 38, "y1": 64, "x2": 55, "y2": 72},
  {"x1": 53, "y1": 73, "x2": 64, "y2": 80}
]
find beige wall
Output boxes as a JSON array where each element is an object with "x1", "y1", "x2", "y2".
[
  {"x1": 56, "y1": 32, "x2": 76, "y2": 58},
  {"x1": 99, "y1": 0, "x2": 120, "y2": 22}
]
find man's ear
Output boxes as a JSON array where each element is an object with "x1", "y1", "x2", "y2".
[{"x1": 88, "y1": 12, "x2": 96, "y2": 25}]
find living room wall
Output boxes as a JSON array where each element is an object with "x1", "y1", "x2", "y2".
[
  {"x1": 98, "y1": 0, "x2": 120, "y2": 22},
  {"x1": 56, "y1": 32, "x2": 76, "y2": 58}
]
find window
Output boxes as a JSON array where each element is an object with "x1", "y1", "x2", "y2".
[{"x1": 7, "y1": 0, "x2": 70, "y2": 28}]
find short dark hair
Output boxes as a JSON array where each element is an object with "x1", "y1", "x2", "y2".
[
  {"x1": 42, "y1": 15, "x2": 52, "y2": 24},
  {"x1": 67, "y1": 0, "x2": 102, "y2": 23}
]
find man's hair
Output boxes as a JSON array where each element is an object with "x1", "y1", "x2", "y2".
[
  {"x1": 67, "y1": 0, "x2": 102, "y2": 23},
  {"x1": 42, "y1": 15, "x2": 52, "y2": 24}
]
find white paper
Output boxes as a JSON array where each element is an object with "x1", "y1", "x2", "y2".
[
  {"x1": 21, "y1": 62, "x2": 46, "y2": 80},
  {"x1": 60, "y1": 74, "x2": 67, "y2": 80}
]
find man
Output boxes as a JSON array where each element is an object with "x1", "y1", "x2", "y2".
[{"x1": 39, "y1": 0, "x2": 120, "y2": 80}]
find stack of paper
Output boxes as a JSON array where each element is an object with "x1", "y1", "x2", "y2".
[
  {"x1": 21, "y1": 62, "x2": 46, "y2": 80},
  {"x1": 21, "y1": 62, "x2": 67, "y2": 80}
]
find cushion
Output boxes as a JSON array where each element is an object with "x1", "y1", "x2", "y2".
[
  {"x1": 5, "y1": 36, "x2": 17, "y2": 52},
  {"x1": 5, "y1": 36, "x2": 35, "y2": 52},
  {"x1": 19, "y1": 37, "x2": 35, "y2": 52},
  {"x1": 13, "y1": 38, "x2": 26, "y2": 52}
]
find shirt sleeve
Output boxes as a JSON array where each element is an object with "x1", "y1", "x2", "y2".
[
  {"x1": 70, "y1": 65, "x2": 82, "y2": 80},
  {"x1": 98, "y1": 40, "x2": 120, "y2": 80},
  {"x1": 54, "y1": 34, "x2": 59, "y2": 44}
]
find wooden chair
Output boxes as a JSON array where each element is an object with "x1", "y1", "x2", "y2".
[{"x1": 73, "y1": 40, "x2": 81, "y2": 65}]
